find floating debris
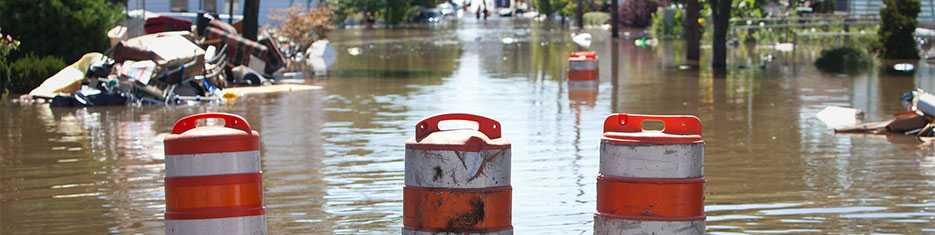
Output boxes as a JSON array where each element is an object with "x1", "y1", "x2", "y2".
[{"x1": 501, "y1": 37, "x2": 516, "y2": 44}]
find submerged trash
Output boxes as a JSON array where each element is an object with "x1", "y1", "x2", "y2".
[
  {"x1": 834, "y1": 89, "x2": 935, "y2": 138},
  {"x1": 572, "y1": 32, "x2": 592, "y2": 48},
  {"x1": 23, "y1": 13, "x2": 293, "y2": 107},
  {"x1": 347, "y1": 47, "x2": 362, "y2": 56},
  {"x1": 893, "y1": 63, "x2": 915, "y2": 73},
  {"x1": 817, "y1": 106, "x2": 862, "y2": 129},
  {"x1": 306, "y1": 39, "x2": 337, "y2": 76},
  {"x1": 501, "y1": 37, "x2": 516, "y2": 44}
]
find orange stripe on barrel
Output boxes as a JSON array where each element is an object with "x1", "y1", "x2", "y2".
[
  {"x1": 596, "y1": 176, "x2": 704, "y2": 221},
  {"x1": 568, "y1": 70, "x2": 598, "y2": 81},
  {"x1": 403, "y1": 186, "x2": 512, "y2": 232},
  {"x1": 166, "y1": 173, "x2": 264, "y2": 220}
]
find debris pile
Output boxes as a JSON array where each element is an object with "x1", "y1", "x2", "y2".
[
  {"x1": 828, "y1": 89, "x2": 935, "y2": 137},
  {"x1": 23, "y1": 13, "x2": 288, "y2": 107}
]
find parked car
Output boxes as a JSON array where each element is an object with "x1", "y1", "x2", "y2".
[{"x1": 413, "y1": 8, "x2": 444, "y2": 23}]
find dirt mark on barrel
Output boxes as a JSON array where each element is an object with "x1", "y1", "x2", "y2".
[{"x1": 446, "y1": 198, "x2": 485, "y2": 229}]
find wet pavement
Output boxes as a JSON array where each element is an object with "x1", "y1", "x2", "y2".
[{"x1": 2, "y1": 19, "x2": 935, "y2": 234}]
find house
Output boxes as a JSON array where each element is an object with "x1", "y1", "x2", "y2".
[{"x1": 124, "y1": 0, "x2": 321, "y2": 25}]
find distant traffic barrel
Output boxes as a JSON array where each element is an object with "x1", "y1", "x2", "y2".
[
  {"x1": 595, "y1": 113, "x2": 705, "y2": 235},
  {"x1": 163, "y1": 112, "x2": 266, "y2": 235},
  {"x1": 568, "y1": 51, "x2": 598, "y2": 81},
  {"x1": 404, "y1": 113, "x2": 512, "y2": 234}
]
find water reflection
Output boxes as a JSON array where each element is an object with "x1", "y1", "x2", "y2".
[{"x1": 1, "y1": 20, "x2": 934, "y2": 234}]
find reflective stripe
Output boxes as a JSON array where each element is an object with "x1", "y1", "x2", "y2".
[
  {"x1": 165, "y1": 173, "x2": 264, "y2": 220},
  {"x1": 596, "y1": 176, "x2": 704, "y2": 220},
  {"x1": 403, "y1": 228, "x2": 513, "y2": 235},
  {"x1": 570, "y1": 60, "x2": 598, "y2": 70},
  {"x1": 405, "y1": 149, "x2": 511, "y2": 188},
  {"x1": 166, "y1": 151, "x2": 261, "y2": 177},
  {"x1": 600, "y1": 142, "x2": 703, "y2": 178},
  {"x1": 594, "y1": 215, "x2": 703, "y2": 235},
  {"x1": 166, "y1": 215, "x2": 267, "y2": 235},
  {"x1": 568, "y1": 80, "x2": 599, "y2": 89}
]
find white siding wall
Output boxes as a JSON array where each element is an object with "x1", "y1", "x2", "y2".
[{"x1": 125, "y1": 0, "x2": 318, "y2": 25}]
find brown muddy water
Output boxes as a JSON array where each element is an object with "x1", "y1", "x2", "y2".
[{"x1": 2, "y1": 20, "x2": 935, "y2": 234}]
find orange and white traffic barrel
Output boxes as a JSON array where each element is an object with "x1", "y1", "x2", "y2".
[
  {"x1": 163, "y1": 112, "x2": 266, "y2": 235},
  {"x1": 403, "y1": 113, "x2": 512, "y2": 235},
  {"x1": 568, "y1": 51, "x2": 598, "y2": 81},
  {"x1": 595, "y1": 113, "x2": 705, "y2": 235}
]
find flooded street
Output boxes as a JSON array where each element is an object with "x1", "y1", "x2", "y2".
[{"x1": 2, "y1": 20, "x2": 935, "y2": 234}]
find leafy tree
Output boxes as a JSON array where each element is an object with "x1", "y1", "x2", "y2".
[
  {"x1": 534, "y1": 0, "x2": 571, "y2": 18},
  {"x1": 0, "y1": 0, "x2": 122, "y2": 62},
  {"x1": 709, "y1": 0, "x2": 731, "y2": 74},
  {"x1": 331, "y1": 0, "x2": 383, "y2": 24},
  {"x1": 879, "y1": 0, "x2": 921, "y2": 60}
]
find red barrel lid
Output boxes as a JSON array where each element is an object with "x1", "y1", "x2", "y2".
[
  {"x1": 164, "y1": 113, "x2": 260, "y2": 155},
  {"x1": 602, "y1": 113, "x2": 702, "y2": 145},
  {"x1": 569, "y1": 51, "x2": 598, "y2": 61},
  {"x1": 406, "y1": 113, "x2": 510, "y2": 152}
]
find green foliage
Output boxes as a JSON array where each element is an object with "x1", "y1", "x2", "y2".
[
  {"x1": 878, "y1": 0, "x2": 921, "y2": 60},
  {"x1": 2, "y1": 54, "x2": 66, "y2": 94},
  {"x1": 651, "y1": 7, "x2": 684, "y2": 39},
  {"x1": 0, "y1": 0, "x2": 122, "y2": 62},
  {"x1": 330, "y1": 0, "x2": 443, "y2": 25},
  {"x1": 583, "y1": 12, "x2": 610, "y2": 26},
  {"x1": 732, "y1": 0, "x2": 762, "y2": 18},
  {"x1": 384, "y1": 1, "x2": 419, "y2": 26},
  {"x1": 814, "y1": 47, "x2": 873, "y2": 74},
  {"x1": 533, "y1": 0, "x2": 570, "y2": 17}
]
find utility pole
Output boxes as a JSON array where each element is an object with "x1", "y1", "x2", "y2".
[
  {"x1": 611, "y1": 0, "x2": 619, "y2": 38},
  {"x1": 685, "y1": 0, "x2": 700, "y2": 62},
  {"x1": 228, "y1": 0, "x2": 234, "y2": 24},
  {"x1": 244, "y1": 0, "x2": 259, "y2": 41},
  {"x1": 576, "y1": 0, "x2": 584, "y2": 29}
]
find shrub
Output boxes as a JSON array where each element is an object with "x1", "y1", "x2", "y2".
[
  {"x1": 271, "y1": 6, "x2": 335, "y2": 50},
  {"x1": 583, "y1": 12, "x2": 610, "y2": 26},
  {"x1": 814, "y1": 47, "x2": 872, "y2": 74},
  {"x1": 650, "y1": 6, "x2": 683, "y2": 39},
  {"x1": 878, "y1": 0, "x2": 921, "y2": 60},
  {"x1": 0, "y1": 0, "x2": 122, "y2": 62},
  {"x1": 6, "y1": 54, "x2": 66, "y2": 94},
  {"x1": 621, "y1": 0, "x2": 659, "y2": 27}
]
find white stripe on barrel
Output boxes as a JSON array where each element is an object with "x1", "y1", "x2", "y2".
[
  {"x1": 166, "y1": 215, "x2": 267, "y2": 235},
  {"x1": 166, "y1": 150, "x2": 261, "y2": 177},
  {"x1": 405, "y1": 148, "x2": 511, "y2": 188},
  {"x1": 594, "y1": 217, "x2": 703, "y2": 235},
  {"x1": 599, "y1": 142, "x2": 703, "y2": 178}
]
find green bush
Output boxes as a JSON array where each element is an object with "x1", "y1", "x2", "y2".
[
  {"x1": 4, "y1": 54, "x2": 66, "y2": 94},
  {"x1": 878, "y1": 0, "x2": 921, "y2": 60},
  {"x1": 583, "y1": 12, "x2": 610, "y2": 26},
  {"x1": 0, "y1": 0, "x2": 122, "y2": 62},
  {"x1": 651, "y1": 6, "x2": 683, "y2": 39},
  {"x1": 814, "y1": 47, "x2": 873, "y2": 74}
]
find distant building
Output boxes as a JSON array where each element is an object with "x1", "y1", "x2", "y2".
[{"x1": 124, "y1": 0, "x2": 320, "y2": 25}]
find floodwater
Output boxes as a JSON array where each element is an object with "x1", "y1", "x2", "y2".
[{"x1": 2, "y1": 19, "x2": 935, "y2": 234}]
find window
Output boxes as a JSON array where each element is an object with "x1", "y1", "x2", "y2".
[
  {"x1": 202, "y1": 0, "x2": 218, "y2": 13},
  {"x1": 171, "y1": 0, "x2": 188, "y2": 12}
]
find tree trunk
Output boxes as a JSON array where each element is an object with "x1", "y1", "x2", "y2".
[
  {"x1": 611, "y1": 0, "x2": 619, "y2": 37},
  {"x1": 710, "y1": 0, "x2": 731, "y2": 75},
  {"x1": 576, "y1": 0, "x2": 584, "y2": 28},
  {"x1": 684, "y1": 0, "x2": 700, "y2": 62}
]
